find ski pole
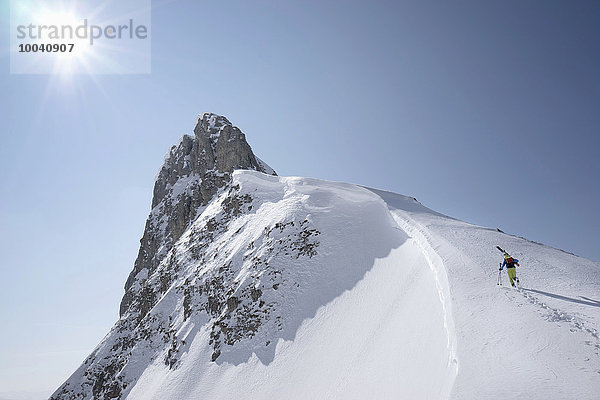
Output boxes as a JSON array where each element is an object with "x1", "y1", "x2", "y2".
[{"x1": 497, "y1": 263, "x2": 502, "y2": 285}]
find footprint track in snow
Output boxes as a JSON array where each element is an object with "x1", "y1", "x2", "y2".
[{"x1": 504, "y1": 287, "x2": 600, "y2": 355}]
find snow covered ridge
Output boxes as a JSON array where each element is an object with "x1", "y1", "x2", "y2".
[{"x1": 51, "y1": 115, "x2": 600, "y2": 399}]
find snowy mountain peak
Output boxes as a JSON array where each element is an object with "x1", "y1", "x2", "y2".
[
  {"x1": 50, "y1": 116, "x2": 600, "y2": 400},
  {"x1": 119, "y1": 114, "x2": 275, "y2": 318},
  {"x1": 195, "y1": 112, "x2": 232, "y2": 136}
]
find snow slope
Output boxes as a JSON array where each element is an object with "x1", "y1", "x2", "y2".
[
  {"x1": 53, "y1": 170, "x2": 600, "y2": 399},
  {"x1": 131, "y1": 171, "x2": 599, "y2": 399},
  {"x1": 372, "y1": 188, "x2": 600, "y2": 399}
]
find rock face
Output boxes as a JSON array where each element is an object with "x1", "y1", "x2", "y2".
[{"x1": 120, "y1": 113, "x2": 274, "y2": 318}]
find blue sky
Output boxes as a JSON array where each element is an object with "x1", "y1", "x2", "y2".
[{"x1": 1, "y1": 0, "x2": 599, "y2": 397}]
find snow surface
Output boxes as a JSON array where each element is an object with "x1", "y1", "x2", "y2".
[{"x1": 58, "y1": 170, "x2": 600, "y2": 399}]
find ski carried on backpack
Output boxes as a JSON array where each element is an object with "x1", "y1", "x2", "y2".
[{"x1": 496, "y1": 245, "x2": 506, "y2": 254}]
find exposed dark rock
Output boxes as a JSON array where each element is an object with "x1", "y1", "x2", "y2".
[{"x1": 227, "y1": 296, "x2": 240, "y2": 312}]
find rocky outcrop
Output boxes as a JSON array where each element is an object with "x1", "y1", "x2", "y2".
[{"x1": 120, "y1": 113, "x2": 275, "y2": 317}]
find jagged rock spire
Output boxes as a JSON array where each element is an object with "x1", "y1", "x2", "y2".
[{"x1": 120, "y1": 113, "x2": 275, "y2": 317}]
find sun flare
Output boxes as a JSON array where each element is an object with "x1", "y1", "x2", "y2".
[
  {"x1": 12, "y1": 0, "x2": 151, "y2": 77},
  {"x1": 31, "y1": 8, "x2": 94, "y2": 74}
]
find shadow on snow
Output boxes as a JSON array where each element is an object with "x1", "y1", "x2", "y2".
[{"x1": 522, "y1": 288, "x2": 600, "y2": 308}]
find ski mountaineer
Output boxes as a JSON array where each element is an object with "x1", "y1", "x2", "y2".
[{"x1": 500, "y1": 252, "x2": 520, "y2": 287}]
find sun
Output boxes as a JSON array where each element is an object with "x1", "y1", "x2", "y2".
[
  {"x1": 31, "y1": 8, "x2": 94, "y2": 74},
  {"x1": 13, "y1": 0, "x2": 151, "y2": 76}
]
